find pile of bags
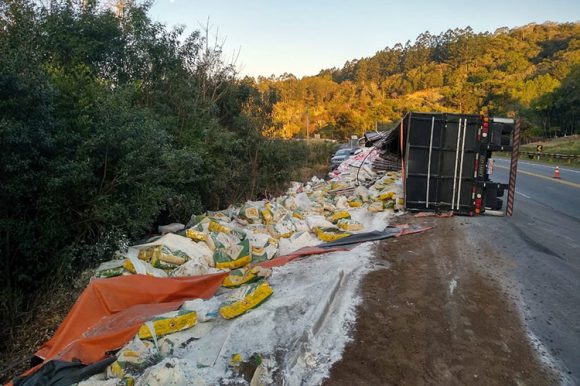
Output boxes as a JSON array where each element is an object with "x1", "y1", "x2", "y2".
[
  {"x1": 328, "y1": 147, "x2": 381, "y2": 182},
  {"x1": 85, "y1": 147, "x2": 403, "y2": 384},
  {"x1": 94, "y1": 171, "x2": 402, "y2": 282}
]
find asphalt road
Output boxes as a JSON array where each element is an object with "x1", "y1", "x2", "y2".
[{"x1": 466, "y1": 157, "x2": 580, "y2": 384}]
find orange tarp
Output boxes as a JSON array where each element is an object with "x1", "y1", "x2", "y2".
[
  {"x1": 35, "y1": 273, "x2": 227, "y2": 365},
  {"x1": 32, "y1": 247, "x2": 346, "y2": 367}
]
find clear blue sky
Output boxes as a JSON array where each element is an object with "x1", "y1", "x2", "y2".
[{"x1": 149, "y1": 0, "x2": 579, "y2": 78}]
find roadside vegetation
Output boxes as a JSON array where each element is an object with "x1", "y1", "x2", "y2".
[
  {"x1": 516, "y1": 136, "x2": 580, "y2": 166},
  {"x1": 520, "y1": 135, "x2": 580, "y2": 155},
  {"x1": 258, "y1": 23, "x2": 579, "y2": 141},
  {"x1": 0, "y1": 0, "x2": 335, "y2": 367}
]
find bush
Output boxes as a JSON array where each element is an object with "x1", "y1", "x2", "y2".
[{"x1": 0, "y1": 0, "x2": 336, "y2": 351}]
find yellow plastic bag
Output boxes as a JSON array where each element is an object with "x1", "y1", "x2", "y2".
[
  {"x1": 260, "y1": 203, "x2": 273, "y2": 224},
  {"x1": 378, "y1": 191, "x2": 396, "y2": 201},
  {"x1": 292, "y1": 211, "x2": 304, "y2": 220},
  {"x1": 239, "y1": 204, "x2": 260, "y2": 223},
  {"x1": 185, "y1": 229, "x2": 216, "y2": 251},
  {"x1": 330, "y1": 181, "x2": 349, "y2": 190},
  {"x1": 137, "y1": 245, "x2": 161, "y2": 262},
  {"x1": 137, "y1": 246, "x2": 187, "y2": 266},
  {"x1": 337, "y1": 219, "x2": 363, "y2": 231},
  {"x1": 119, "y1": 377, "x2": 135, "y2": 386},
  {"x1": 347, "y1": 197, "x2": 362, "y2": 208},
  {"x1": 208, "y1": 220, "x2": 232, "y2": 234},
  {"x1": 367, "y1": 201, "x2": 384, "y2": 212},
  {"x1": 123, "y1": 259, "x2": 136, "y2": 274},
  {"x1": 329, "y1": 210, "x2": 351, "y2": 223},
  {"x1": 213, "y1": 234, "x2": 252, "y2": 269},
  {"x1": 138, "y1": 311, "x2": 197, "y2": 340},
  {"x1": 314, "y1": 227, "x2": 351, "y2": 242},
  {"x1": 223, "y1": 266, "x2": 272, "y2": 288},
  {"x1": 223, "y1": 268, "x2": 257, "y2": 288},
  {"x1": 215, "y1": 254, "x2": 252, "y2": 270},
  {"x1": 185, "y1": 229, "x2": 206, "y2": 241},
  {"x1": 219, "y1": 281, "x2": 273, "y2": 320},
  {"x1": 107, "y1": 337, "x2": 160, "y2": 378},
  {"x1": 108, "y1": 361, "x2": 124, "y2": 378}
]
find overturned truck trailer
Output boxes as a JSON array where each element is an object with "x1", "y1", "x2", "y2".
[{"x1": 365, "y1": 112, "x2": 520, "y2": 216}]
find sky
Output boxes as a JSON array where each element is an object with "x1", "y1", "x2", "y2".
[{"x1": 149, "y1": 0, "x2": 580, "y2": 78}]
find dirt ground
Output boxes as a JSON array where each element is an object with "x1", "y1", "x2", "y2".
[{"x1": 324, "y1": 215, "x2": 560, "y2": 386}]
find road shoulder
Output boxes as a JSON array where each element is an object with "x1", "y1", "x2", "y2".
[{"x1": 324, "y1": 215, "x2": 559, "y2": 385}]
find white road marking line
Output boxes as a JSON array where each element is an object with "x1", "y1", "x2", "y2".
[
  {"x1": 516, "y1": 191, "x2": 531, "y2": 199},
  {"x1": 495, "y1": 165, "x2": 580, "y2": 189},
  {"x1": 494, "y1": 158, "x2": 580, "y2": 174}
]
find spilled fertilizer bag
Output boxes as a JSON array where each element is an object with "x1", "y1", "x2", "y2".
[
  {"x1": 223, "y1": 266, "x2": 272, "y2": 288},
  {"x1": 134, "y1": 233, "x2": 213, "y2": 267},
  {"x1": 138, "y1": 310, "x2": 197, "y2": 340},
  {"x1": 278, "y1": 231, "x2": 319, "y2": 256},
  {"x1": 136, "y1": 245, "x2": 187, "y2": 268},
  {"x1": 294, "y1": 192, "x2": 312, "y2": 210},
  {"x1": 291, "y1": 216, "x2": 309, "y2": 233},
  {"x1": 367, "y1": 201, "x2": 385, "y2": 212},
  {"x1": 171, "y1": 260, "x2": 223, "y2": 277},
  {"x1": 378, "y1": 191, "x2": 396, "y2": 201},
  {"x1": 185, "y1": 229, "x2": 216, "y2": 251},
  {"x1": 219, "y1": 281, "x2": 273, "y2": 320},
  {"x1": 269, "y1": 214, "x2": 296, "y2": 238},
  {"x1": 353, "y1": 185, "x2": 370, "y2": 202},
  {"x1": 124, "y1": 250, "x2": 168, "y2": 277},
  {"x1": 245, "y1": 231, "x2": 277, "y2": 262},
  {"x1": 107, "y1": 336, "x2": 161, "y2": 378},
  {"x1": 260, "y1": 203, "x2": 274, "y2": 224},
  {"x1": 328, "y1": 210, "x2": 351, "y2": 223},
  {"x1": 239, "y1": 203, "x2": 261, "y2": 223},
  {"x1": 314, "y1": 227, "x2": 351, "y2": 242},
  {"x1": 181, "y1": 298, "x2": 220, "y2": 323},
  {"x1": 95, "y1": 260, "x2": 127, "y2": 279},
  {"x1": 306, "y1": 215, "x2": 336, "y2": 231},
  {"x1": 208, "y1": 220, "x2": 234, "y2": 234},
  {"x1": 282, "y1": 196, "x2": 298, "y2": 211},
  {"x1": 336, "y1": 218, "x2": 364, "y2": 231},
  {"x1": 212, "y1": 233, "x2": 252, "y2": 269},
  {"x1": 334, "y1": 195, "x2": 350, "y2": 210},
  {"x1": 251, "y1": 243, "x2": 278, "y2": 263},
  {"x1": 348, "y1": 196, "x2": 363, "y2": 208},
  {"x1": 268, "y1": 202, "x2": 290, "y2": 222}
]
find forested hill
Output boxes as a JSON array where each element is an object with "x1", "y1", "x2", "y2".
[{"x1": 252, "y1": 23, "x2": 579, "y2": 140}]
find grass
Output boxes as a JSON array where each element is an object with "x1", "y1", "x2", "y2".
[
  {"x1": 495, "y1": 153, "x2": 580, "y2": 169},
  {"x1": 520, "y1": 135, "x2": 580, "y2": 155}
]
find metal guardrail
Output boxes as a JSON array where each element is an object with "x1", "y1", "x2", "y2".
[{"x1": 520, "y1": 151, "x2": 579, "y2": 160}]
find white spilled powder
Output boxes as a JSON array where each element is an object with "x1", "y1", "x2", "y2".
[
  {"x1": 349, "y1": 207, "x2": 393, "y2": 233},
  {"x1": 448, "y1": 277, "x2": 457, "y2": 295},
  {"x1": 178, "y1": 243, "x2": 377, "y2": 385}
]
